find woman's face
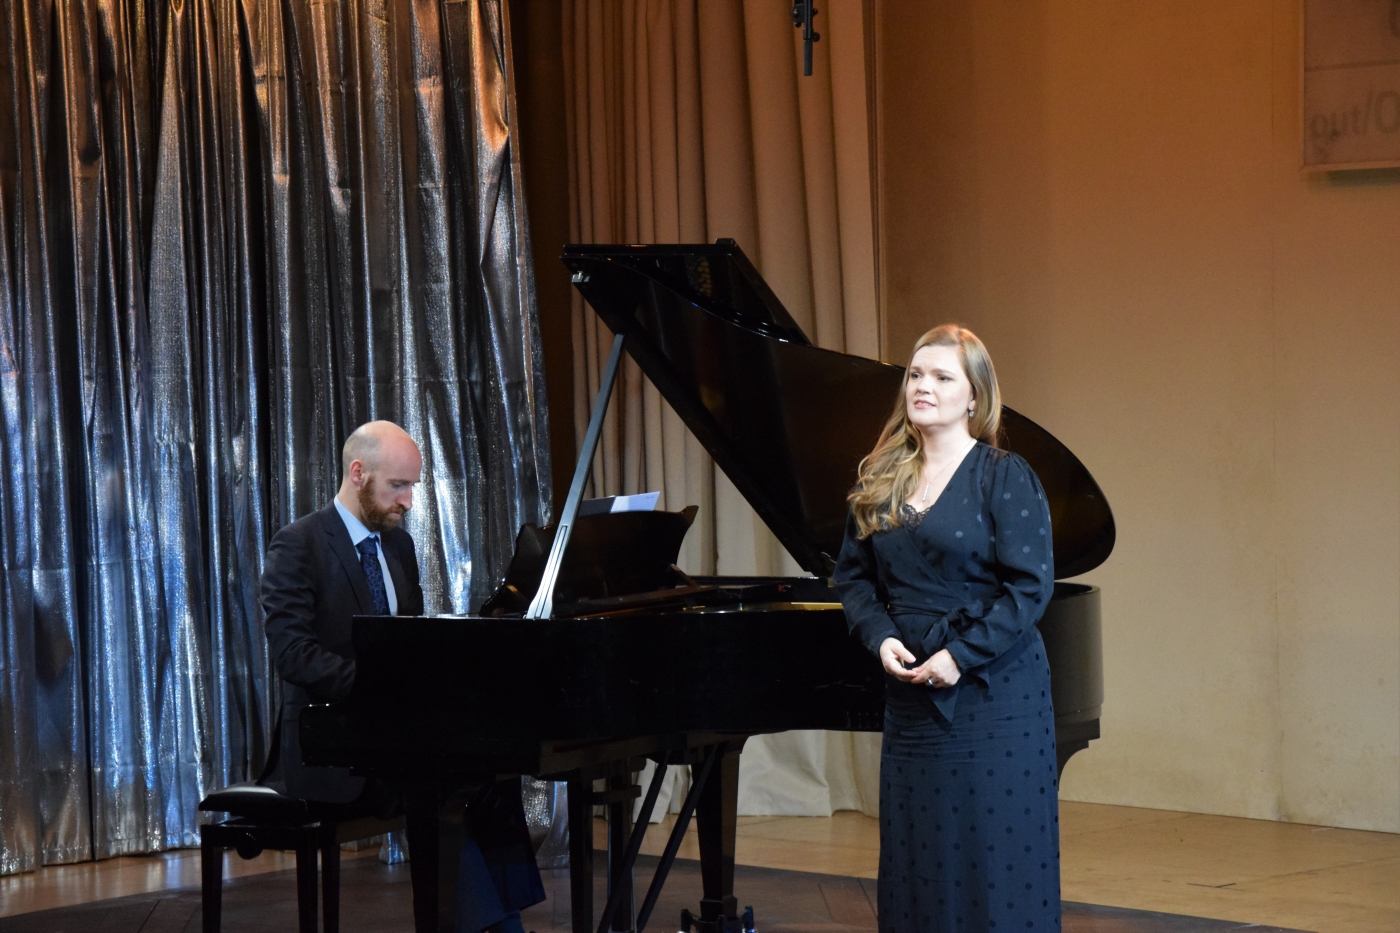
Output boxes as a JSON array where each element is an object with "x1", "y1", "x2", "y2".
[{"x1": 905, "y1": 344, "x2": 974, "y2": 435}]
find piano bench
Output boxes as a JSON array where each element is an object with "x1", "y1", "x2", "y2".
[{"x1": 197, "y1": 782, "x2": 403, "y2": 933}]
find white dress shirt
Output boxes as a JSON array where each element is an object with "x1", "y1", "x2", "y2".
[{"x1": 333, "y1": 498, "x2": 398, "y2": 615}]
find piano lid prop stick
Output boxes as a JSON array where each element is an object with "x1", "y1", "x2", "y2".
[{"x1": 526, "y1": 331, "x2": 627, "y2": 619}]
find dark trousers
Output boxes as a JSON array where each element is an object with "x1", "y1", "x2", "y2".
[{"x1": 403, "y1": 780, "x2": 546, "y2": 933}]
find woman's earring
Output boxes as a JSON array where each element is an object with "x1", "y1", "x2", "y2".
[{"x1": 967, "y1": 407, "x2": 975, "y2": 417}]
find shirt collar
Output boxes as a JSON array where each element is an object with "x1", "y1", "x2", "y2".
[{"x1": 333, "y1": 498, "x2": 377, "y2": 548}]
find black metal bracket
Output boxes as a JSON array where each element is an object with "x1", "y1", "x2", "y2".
[
  {"x1": 590, "y1": 784, "x2": 642, "y2": 807},
  {"x1": 791, "y1": 1, "x2": 820, "y2": 76}
]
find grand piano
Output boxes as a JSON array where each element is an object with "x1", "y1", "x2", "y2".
[{"x1": 300, "y1": 242, "x2": 1115, "y2": 933}]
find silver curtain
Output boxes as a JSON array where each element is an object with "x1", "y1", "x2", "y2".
[{"x1": 0, "y1": 0, "x2": 549, "y2": 875}]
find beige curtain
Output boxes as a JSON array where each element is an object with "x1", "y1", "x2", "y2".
[{"x1": 563, "y1": 0, "x2": 882, "y2": 817}]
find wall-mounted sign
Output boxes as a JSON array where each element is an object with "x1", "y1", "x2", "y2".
[{"x1": 1303, "y1": 1, "x2": 1400, "y2": 170}]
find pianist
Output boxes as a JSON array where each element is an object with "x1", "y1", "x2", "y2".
[
  {"x1": 834, "y1": 326, "x2": 1059, "y2": 933},
  {"x1": 261, "y1": 420, "x2": 544, "y2": 933}
]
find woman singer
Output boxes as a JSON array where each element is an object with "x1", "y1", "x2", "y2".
[{"x1": 834, "y1": 324, "x2": 1059, "y2": 932}]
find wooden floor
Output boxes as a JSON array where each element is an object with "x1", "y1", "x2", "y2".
[{"x1": 3, "y1": 802, "x2": 1398, "y2": 932}]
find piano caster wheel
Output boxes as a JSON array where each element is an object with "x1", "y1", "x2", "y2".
[{"x1": 679, "y1": 906, "x2": 756, "y2": 933}]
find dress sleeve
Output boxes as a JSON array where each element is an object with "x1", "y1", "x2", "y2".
[
  {"x1": 832, "y1": 510, "x2": 901, "y2": 656},
  {"x1": 943, "y1": 453, "x2": 1055, "y2": 674}
]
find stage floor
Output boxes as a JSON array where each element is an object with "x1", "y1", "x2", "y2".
[
  {"x1": 0, "y1": 853, "x2": 1311, "y2": 933},
  {"x1": 1, "y1": 802, "x2": 1397, "y2": 931}
]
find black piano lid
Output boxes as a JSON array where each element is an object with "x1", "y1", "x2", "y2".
[{"x1": 562, "y1": 241, "x2": 1116, "y2": 580}]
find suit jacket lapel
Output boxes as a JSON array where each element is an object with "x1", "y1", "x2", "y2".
[{"x1": 321, "y1": 504, "x2": 375, "y2": 614}]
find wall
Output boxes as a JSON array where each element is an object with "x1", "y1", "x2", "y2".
[{"x1": 874, "y1": 0, "x2": 1400, "y2": 831}]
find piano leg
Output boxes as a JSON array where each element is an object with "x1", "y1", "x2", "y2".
[
  {"x1": 1054, "y1": 718, "x2": 1101, "y2": 779},
  {"x1": 567, "y1": 775, "x2": 595, "y2": 933},
  {"x1": 605, "y1": 772, "x2": 636, "y2": 931},
  {"x1": 695, "y1": 741, "x2": 744, "y2": 930},
  {"x1": 405, "y1": 786, "x2": 468, "y2": 933}
]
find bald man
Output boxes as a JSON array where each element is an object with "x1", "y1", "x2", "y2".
[
  {"x1": 261, "y1": 421, "x2": 542, "y2": 933},
  {"x1": 262, "y1": 420, "x2": 425, "y2": 803}
]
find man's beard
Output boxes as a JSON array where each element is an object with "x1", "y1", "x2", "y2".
[{"x1": 358, "y1": 476, "x2": 406, "y2": 532}]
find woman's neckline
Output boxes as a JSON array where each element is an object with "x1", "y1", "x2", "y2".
[{"x1": 904, "y1": 439, "x2": 982, "y2": 516}]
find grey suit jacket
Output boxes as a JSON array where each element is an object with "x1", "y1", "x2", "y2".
[{"x1": 261, "y1": 503, "x2": 423, "y2": 802}]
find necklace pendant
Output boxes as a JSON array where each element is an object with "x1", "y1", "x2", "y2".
[{"x1": 921, "y1": 480, "x2": 930, "y2": 502}]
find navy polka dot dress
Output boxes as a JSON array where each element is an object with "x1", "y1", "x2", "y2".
[{"x1": 834, "y1": 445, "x2": 1060, "y2": 932}]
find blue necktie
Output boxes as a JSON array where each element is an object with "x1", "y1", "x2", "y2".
[{"x1": 357, "y1": 536, "x2": 391, "y2": 615}]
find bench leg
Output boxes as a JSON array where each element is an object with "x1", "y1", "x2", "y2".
[
  {"x1": 322, "y1": 829, "x2": 341, "y2": 933},
  {"x1": 295, "y1": 834, "x2": 319, "y2": 933},
  {"x1": 201, "y1": 836, "x2": 223, "y2": 933}
]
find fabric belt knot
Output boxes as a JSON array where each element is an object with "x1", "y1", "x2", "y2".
[
  {"x1": 888, "y1": 608, "x2": 986, "y2": 725},
  {"x1": 357, "y1": 536, "x2": 391, "y2": 615}
]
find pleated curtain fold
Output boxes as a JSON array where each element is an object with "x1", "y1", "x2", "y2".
[
  {"x1": 0, "y1": 0, "x2": 548, "y2": 874},
  {"x1": 563, "y1": 0, "x2": 882, "y2": 817}
]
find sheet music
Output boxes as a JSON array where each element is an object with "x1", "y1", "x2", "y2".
[{"x1": 577, "y1": 492, "x2": 661, "y2": 517}]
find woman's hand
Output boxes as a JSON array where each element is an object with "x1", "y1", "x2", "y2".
[
  {"x1": 878, "y1": 637, "x2": 921, "y2": 682},
  {"x1": 910, "y1": 648, "x2": 962, "y2": 689}
]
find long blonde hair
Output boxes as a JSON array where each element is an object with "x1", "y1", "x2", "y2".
[{"x1": 847, "y1": 324, "x2": 1002, "y2": 538}]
